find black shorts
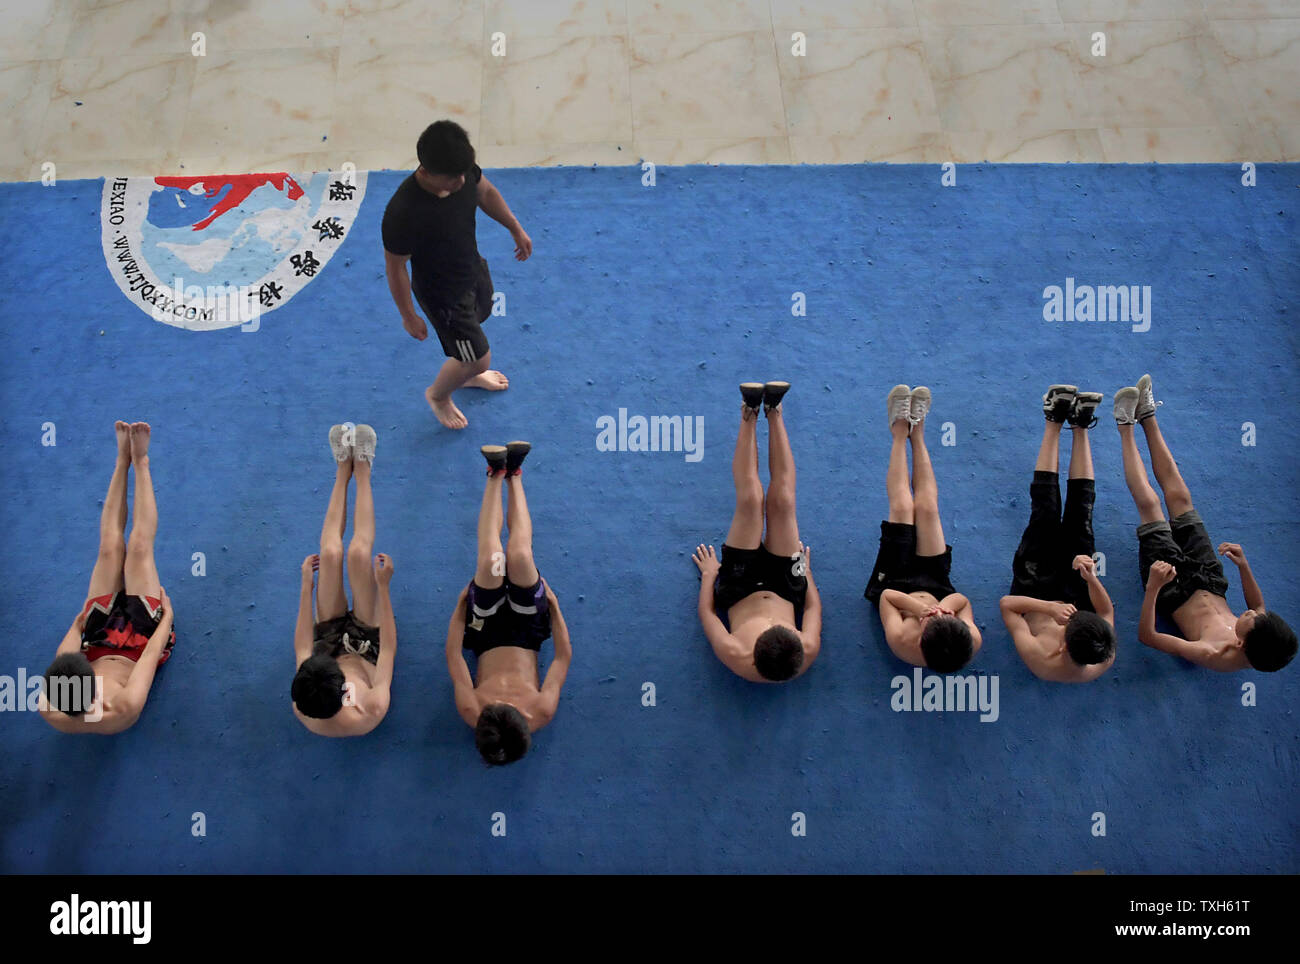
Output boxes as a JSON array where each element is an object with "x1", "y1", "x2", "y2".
[
  {"x1": 464, "y1": 575, "x2": 551, "y2": 656},
  {"x1": 1137, "y1": 510, "x2": 1229, "y2": 618},
  {"x1": 412, "y1": 256, "x2": 494, "y2": 362},
  {"x1": 713, "y1": 544, "x2": 808, "y2": 615},
  {"x1": 313, "y1": 610, "x2": 380, "y2": 665},
  {"x1": 1009, "y1": 472, "x2": 1096, "y2": 611},
  {"x1": 864, "y1": 521, "x2": 956, "y2": 604}
]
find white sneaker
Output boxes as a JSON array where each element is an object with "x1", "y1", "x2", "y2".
[
  {"x1": 328, "y1": 425, "x2": 352, "y2": 463},
  {"x1": 1113, "y1": 387, "x2": 1140, "y2": 425},
  {"x1": 887, "y1": 385, "x2": 911, "y2": 428},
  {"x1": 353, "y1": 424, "x2": 377, "y2": 464},
  {"x1": 1135, "y1": 373, "x2": 1162, "y2": 422},
  {"x1": 908, "y1": 386, "x2": 931, "y2": 426}
]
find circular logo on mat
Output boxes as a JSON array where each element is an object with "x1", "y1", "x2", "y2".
[{"x1": 100, "y1": 170, "x2": 367, "y2": 330}]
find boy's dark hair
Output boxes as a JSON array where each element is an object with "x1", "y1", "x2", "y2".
[
  {"x1": 1243, "y1": 612, "x2": 1298, "y2": 672},
  {"x1": 291, "y1": 654, "x2": 345, "y2": 719},
  {"x1": 921, "y1": 615, "x2": 974, "y2": 673},
  {"x1": 476, "y1": 704, "x2": 531, "y2": 765},
  {"x1": 416, "y1": 120, "x2": 475, "y2": 176},
  {"x1": 44, "y1": 653, "x2": 98, "y2": 716},
  {"x1": 1064, "y1": 611, "x2": 1116, "y2": 666},
  {"x1": 754, "y1": 625, "x2": 804, "y2": 681}
]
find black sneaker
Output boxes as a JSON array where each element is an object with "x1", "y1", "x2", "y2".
[
  {"x1": 505, "y1": 441, "x2": 531, "y2": 476},
  {"x1": 1068, "y1": 391, "x2": 1105, "y2": 429},
  {"x1": 740, "y1": 382, "x2": 765, "y2": 414},
  {"x1": 481, "y1": 445, "x2": 507, "y2": 477},
  {"x1": 763, "y1": 381, "x2": 791, "y2": 414},
  {"x1": 1042, "y1": 384, "x2": 1077, "y2": 422}
]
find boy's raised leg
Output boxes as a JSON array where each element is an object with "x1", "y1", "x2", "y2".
[
  {"x1": 123, "y1": 423, "x2": 161, "y2": 599},
  {"x1": 1068, "y1": 423, "x2": 1093, "y2": 481},
  {"x1": 1037, "y1": 419, "x2": 1062, "y2": 474},
  {"x1": 1118, "y1": 427, "x2": 1164, "y2": 525},
  {"x1": 317, "y1": 450, "x2": 352, "y2": 623},
  {"x1": 726, "y1": 391, "x2": 765, "y2": 551},
  {"x1": 505, "y1": 473, "x2": 540, "y2": 587},
  {"x1": 476, "y1": 451, "x2": 506, "y2": 590},
  {"x1": 347, "y1": 457, "x2": 378, "y2": 625},
  {"x1": 910, "y1": 407, "x2": 946, "y2": 557},
  {"x1": 886, "y1": 386, "x2": 914, "y2": 525},
  {"x1": 763, "y1": 392, "x2": 800, "y2": 558},
  {"x1": 1141, "y1": 416, "x2": 1193, "y2": 518},
  {"x1": 87, "y1": 422, "x2": 132, "y2": 598}
]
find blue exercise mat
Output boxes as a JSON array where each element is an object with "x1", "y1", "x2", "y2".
[{"x1": 0, "y1": 163, "x2": 1295, "y2": 873}]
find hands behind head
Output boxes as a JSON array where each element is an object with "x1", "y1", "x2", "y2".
[
  {"x1": 1072, "y1": 554, "x2": 1096, "y2": 578},
  {"x1": 692, "y1": 544, "x2": 721, "y2": 578},
  {"x1": 373, "y1": 553, "x2": 394, "y2": 586},
  {"x1": 1051, "y1": 602, "x2": 1077, "y2": 626},
  {"x1": 1148, "y1": 560, "x2": 1177, "y2": 589},
  {"x1": 1217, "y1": 542, "x2": 1246, "y2": 567}
]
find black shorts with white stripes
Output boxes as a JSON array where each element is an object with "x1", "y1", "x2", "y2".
[
  {"x1": 464, "y1": 575, "x2": 551, "y2": 655},
  {"x1": 412, "y1": 256, "x2": 494, "y2": 363}
]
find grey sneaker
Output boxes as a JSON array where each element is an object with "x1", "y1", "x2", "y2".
[
  {"x1": 1135, "y1": 373, "x2": 1162, "y2": 422},
  {"x1": 1113, "y1": 387, "x2": 1140, "y2": 425},
  {"x1": 1043, "y1": 384, "x2": 1077, "y2": 423},
  {"x1": 908, "y1": 386, "x2": 931, "y2": 425},
  {"x1": 353, "y1": 424, "x2": 377, "y2": 464},
  {"x1": 328, "y1": 424, "x2": 352, "y2": 463},
  {"x1": 887, "y1": 384, "x2": 911, "y2": 428}
]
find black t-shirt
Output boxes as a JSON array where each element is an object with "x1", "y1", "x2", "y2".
[{"x1": 382, "y1": 165, "x2": 482, "y2": 309}]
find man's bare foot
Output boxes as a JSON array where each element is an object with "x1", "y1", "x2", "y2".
[
  {"x1": 115, "y1": 421, "x2": 131, "y2": 461},
  {"x1": 129, "y1": 422, "x2": 151, "y2": 459},
  {"x1": 465, "y1": 370, "x2": 509, "y2": 391},
  {"x1": 425, "y1": 386, "x2": 468, "y2": 430}
]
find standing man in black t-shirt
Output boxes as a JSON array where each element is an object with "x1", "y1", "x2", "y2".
[{"x1": 382, "y1": 120, "x2": 532, "y2": 430}]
